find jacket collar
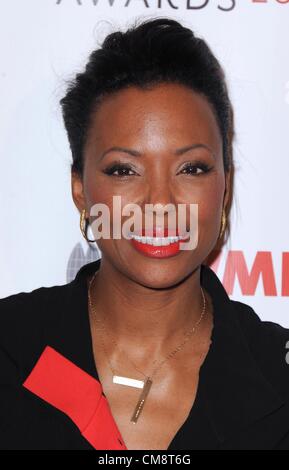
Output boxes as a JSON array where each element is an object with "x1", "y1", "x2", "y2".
[
  {"x1": 69, "y1": 258, "x2": 285, "y2": 445},
  {"x1": 198, "y1": 263, "x2": 286, "y2": 444}
]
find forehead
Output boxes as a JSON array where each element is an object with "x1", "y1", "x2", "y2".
[{"x1": 85, "y1": 83, "x2": 222, "y2": 155}]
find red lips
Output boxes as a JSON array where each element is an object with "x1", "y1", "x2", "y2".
[{"x1": 129, "y1": 228, "x2": 190, "y2": 259}]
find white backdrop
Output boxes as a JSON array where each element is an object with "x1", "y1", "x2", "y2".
[{"x1": 0, "y1": 1, "x2": 288, "y2": 326}]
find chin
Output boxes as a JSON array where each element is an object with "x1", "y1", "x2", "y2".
[{"x1": 127, "y1": 265, "x2": 192, "y2": 290}]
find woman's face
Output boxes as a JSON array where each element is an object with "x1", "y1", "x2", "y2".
[{"x1": 72, "y1": 83, "x2": 230, "y2": 288}]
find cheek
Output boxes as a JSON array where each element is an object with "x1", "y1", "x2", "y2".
[
  {"x1": 182, "y1": 175, "x2": 225, "y2": 232},
  {"x1": 85, "y1": 178, "x2": 113, "y2": 206},
  {"x1": 85, "y1": 170, "x2": 138, "y2": 208}
]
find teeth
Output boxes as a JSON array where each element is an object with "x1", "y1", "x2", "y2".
[{"x1": 130, "y1": 235, "x2": 182, "y2": 246}]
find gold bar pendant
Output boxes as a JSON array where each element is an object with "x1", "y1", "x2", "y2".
[{"x1": 130, "y1": 377, "x2": 153, "y2": 424}]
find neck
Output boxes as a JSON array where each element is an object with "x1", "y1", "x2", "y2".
[{"x1": 88, "y1": 260, "x2": 211, "y2": 355}]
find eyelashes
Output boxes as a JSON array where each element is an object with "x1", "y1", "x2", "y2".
[
  {"x1": 103, "y1": 162, "x2": 136, "y2": 177},
  {"x1": 102, "y1": 160, "x2": 213, "y2": 178},
  {"x1": 179, "y1": 161, "x2": 212, "y2": 176}
]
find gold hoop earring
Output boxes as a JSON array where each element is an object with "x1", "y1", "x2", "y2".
[
  {"x1": 218, "y1": 209, "x2": 226, "y2": 240},
  {"x1": 80, "y1": 209, "x2": 96, "y2": 243}
]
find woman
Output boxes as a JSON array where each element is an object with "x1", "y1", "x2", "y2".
[{"x1": 1, "y1": 17, "x2": 289, "y2": 451}]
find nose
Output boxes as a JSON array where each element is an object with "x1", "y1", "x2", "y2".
[
  {"x1": 142, "y1": 174, "x2": 177, "y2": 227},
  {"x1": 145, "y1": 173, "x2": 176, "y2": 209}
]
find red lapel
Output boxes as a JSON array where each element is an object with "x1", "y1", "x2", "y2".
[{"x1": 22, "y1": 345, "x2": 127, "y2": 450}]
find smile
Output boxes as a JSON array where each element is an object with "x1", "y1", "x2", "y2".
[
  {"x1": 130, "y1": 235, "x2": 184, "y2": 246},
  {"x1": 128, "y1": 229, "x2": 190, "y2": 258}
]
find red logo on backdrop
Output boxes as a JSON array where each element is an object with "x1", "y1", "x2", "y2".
[{"x1": 209, "y1": 251, "x2": 289, "y2": 296}]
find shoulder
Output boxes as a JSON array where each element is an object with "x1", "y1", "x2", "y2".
[
  {"x1": 0, "y1": 282, "x2": 71, "y2": 330},
  {"x1": 231, "y1": 299, "x2": 289, "y2": 349},
  {"x1": 231, "y1": 299, "x2": 289, "y2": 395},
  {"x1": 0, "y1": 282, "x2": 74, "y2": 379}
]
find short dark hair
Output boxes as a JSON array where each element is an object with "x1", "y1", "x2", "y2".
[{"x1": 60, "y1": 17, "x2": 234, "y2": 177}]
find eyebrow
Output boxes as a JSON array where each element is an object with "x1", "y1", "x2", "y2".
[{"x1": 99, "y1": 143, "x2": 216, "y2": 160}]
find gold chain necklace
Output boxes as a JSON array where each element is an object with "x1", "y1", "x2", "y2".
[{"x1": 87, "y1": 270, "x2": 207, "y2": 424}]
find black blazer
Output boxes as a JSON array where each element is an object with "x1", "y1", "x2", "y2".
[{"x1": 1, "y1": 259, "x2": 289, "y2": 450}]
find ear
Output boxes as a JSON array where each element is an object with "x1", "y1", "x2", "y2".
[
  {"x1": 71, "y1": 171, "x2": 86, "y2": 214},
  {"x1": 223, "y1": 167, "x2": 232, "y2": 211}
]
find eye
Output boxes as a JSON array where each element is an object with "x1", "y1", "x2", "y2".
[
  {"x1": 103, "y1": 163, "x2": 137, "y2": 177},
  {"x1": 178, "y1": 161, "x2": 212, "y2": 176}
]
